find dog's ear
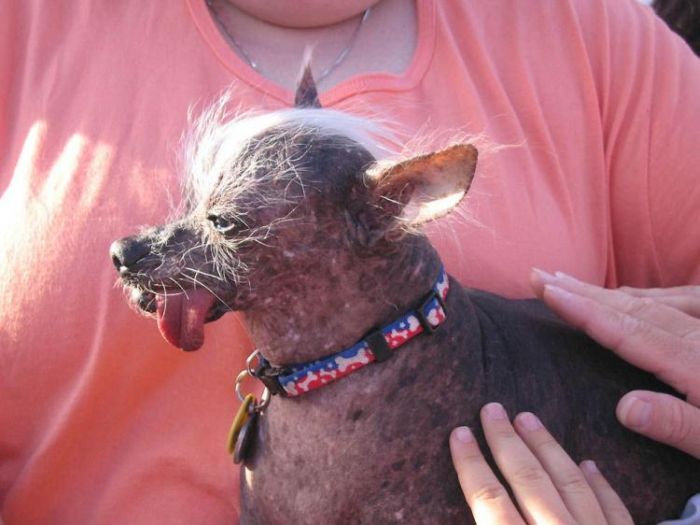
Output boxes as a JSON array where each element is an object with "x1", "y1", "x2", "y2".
[
  {"x1": 370, "y1": 143, "x2": 477, "y2": 223},
  {"x1": 294, "y1": 64, "x2": 321, "y2": 108},
  {"x1": 348, "y1": 144, "x2": 478, "y2": 248}
]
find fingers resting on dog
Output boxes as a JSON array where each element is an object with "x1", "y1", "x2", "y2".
[
  {"x1": 449, "y1": 403, "x2": 632, "y2": 525},
  {"x1": 616, "y1": 390, "x2": 700, "y2": 458},
  {"x1": 530, "y1": 269, "x2": 700, "y2": 457}
]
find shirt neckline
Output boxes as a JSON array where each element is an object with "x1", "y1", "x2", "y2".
[{"x1": 186, "y1": 0, "x2": 436, "y2": 107}]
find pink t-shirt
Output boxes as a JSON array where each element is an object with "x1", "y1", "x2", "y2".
[{"x1": 1, "y1": 0, "x2": 698, "y2": 523}]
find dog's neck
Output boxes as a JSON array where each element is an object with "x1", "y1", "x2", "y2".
[{"x1": 243, "y1": 237, "x2": 443, "y2": 366}]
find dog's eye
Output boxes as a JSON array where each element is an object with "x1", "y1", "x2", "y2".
[{"x1": 207, "y1": 213, "x2": 245, "y2": 234}]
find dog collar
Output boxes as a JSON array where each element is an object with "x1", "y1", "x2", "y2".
[{"x1": 248, "y1": 265, "x2": 449, "y2": 398}]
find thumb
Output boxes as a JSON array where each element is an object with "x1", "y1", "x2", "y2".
[{"x1": 616, "y1": 391, "x2": 700, "y2": 458}]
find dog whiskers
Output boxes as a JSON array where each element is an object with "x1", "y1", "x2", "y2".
[
  {"x1": 177, "y1": 242, "x2": 207, "y2": 267},
  {"x1": 183, "y1": 266, "x2": 226, "y2": 282},
  {"x1": 169, "y1": 278, "x2": 190, "y2": 300},
  {"x1": 181, "y1": 274, "x2": 232, "y2": 312}
]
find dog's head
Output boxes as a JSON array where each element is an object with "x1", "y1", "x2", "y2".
[{"x1": 111, "y1": 74, "x2": 478, "y2": 351}]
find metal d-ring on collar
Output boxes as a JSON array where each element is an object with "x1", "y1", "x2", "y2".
[{"x1": 234, "y1": 351, "x2": 272, "y2": 412}]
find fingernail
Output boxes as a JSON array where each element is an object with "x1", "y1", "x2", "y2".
[
  {"x1": 554, "y1": 271, "x2": 580, "y2": 282},
  {"x1": 454, "y1": 426, "x2": 474, "y2": 443},
  {"x1": 580, "y1": 460, "x2": 599, "y2": 475},
  {"x1": 544, "y1": 284, "x2": 575, "y2": 301},
  {"x1": 517, "y1": 412, "x2": 542, "y2": 432},
  {"x1": 531, "y1": 268, "x2": 555, "y2": 281},
  {"x1": 484, "y1": 402, "x2": 507, "y2": 420},
  {"x1": 618, "y1": 396, "x2": 652, "y2": 428}
]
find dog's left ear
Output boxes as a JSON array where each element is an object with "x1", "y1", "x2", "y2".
[
  {"x1": 348, "y1": 144, "x2": 477, "y2": 248},
  {"x1": 369, "y1": 143, "x2": 478, "y2": 225}
]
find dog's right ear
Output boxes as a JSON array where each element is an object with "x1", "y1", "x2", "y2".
[{"x1": 347, "y1": 144, "x2": 478, "y2": 248}]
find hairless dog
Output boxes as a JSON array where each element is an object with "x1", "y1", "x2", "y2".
[{"x1": 111, "y1": 70, "x2": 699, "y2": 524}]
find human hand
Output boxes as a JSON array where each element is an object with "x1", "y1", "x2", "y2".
[
  {"x1": 531, "y1": 270, "x2": 700, "y2": 457},
  {"x1": 449, "y1": 403, "x2": 633, "y2": 524}
]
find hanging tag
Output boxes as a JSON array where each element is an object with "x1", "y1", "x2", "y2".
[
  {"x1": 233, "y1": 408, "x2": 258, "y2": 465},
  {"x1": 227, "y1": 393, "x2": 255, "y2": 455}
]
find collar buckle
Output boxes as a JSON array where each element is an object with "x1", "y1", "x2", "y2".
[
  {"x1": 415, "y1": 288, "x2": 447, "y2": 334},
  {"x1": 365, "y1": 329, "x2": 393, "y2": 363},
  {"x1": 247, "y1": 350, "x2": 290, "y2": 397}
]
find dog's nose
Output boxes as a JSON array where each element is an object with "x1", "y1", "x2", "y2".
[{"x1": 110, "y1": 238, "x2": 151, "y2": 272}]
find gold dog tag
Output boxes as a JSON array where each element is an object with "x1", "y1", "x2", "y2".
[{"x1": 227, "y1": 394, "x2": 255, "y2": 454}]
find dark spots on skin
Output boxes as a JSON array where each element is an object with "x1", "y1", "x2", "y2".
[
  {"x1": 418, "y1": 492, "x2": 433, "y2": 506},
  {"x1": 444, "y1": 475, "x2": 465, "y2": 508},
  {"x1": 429, "y1": 406, "x2": 449, "y2": 428},
  {"x1": 388, "y1": 477, "x2": 406, "y2": 494},
  {"x1": 380, "y1": 480, "x2": 390, "y2": 489},
  {"x1": 350, "y1": 409, "x2": 363, "y2": 422},
  {"x1": 358, "y1": 277, "x2": 376, "y2": 293},
  {"x1": 412, "y1": 456, "x2": 425, "y2": 470},
  {"x1": 391, "y1": 459, "x2": 405, "y2": 472},
  {"x1": 398, "y1": 370, "x2": 417, "y2": 389}
]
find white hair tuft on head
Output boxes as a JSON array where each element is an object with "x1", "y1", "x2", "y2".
[{"x1": 180, "y1": 91, "x2": 397, "y2": 213}]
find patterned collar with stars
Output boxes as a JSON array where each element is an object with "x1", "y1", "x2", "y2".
[{"x1": 250, "y1": 265, "x2": 450, "y2": 398}]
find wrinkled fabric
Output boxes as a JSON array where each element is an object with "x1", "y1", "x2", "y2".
[
  {"x1": 660, "y1": 495, "x2": 700, "y2": 525},
  {"x1": 1, "y1": 0, "x2": 699, "y2": 523}
]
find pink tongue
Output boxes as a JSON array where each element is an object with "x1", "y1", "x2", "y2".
[{"x1": 155, "y1": 290, "x2": 217, "y2": 351}]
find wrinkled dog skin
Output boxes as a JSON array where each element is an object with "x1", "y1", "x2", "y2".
[{"x1": 111, "y1": 77, "x2": 699, "y2": 524}]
